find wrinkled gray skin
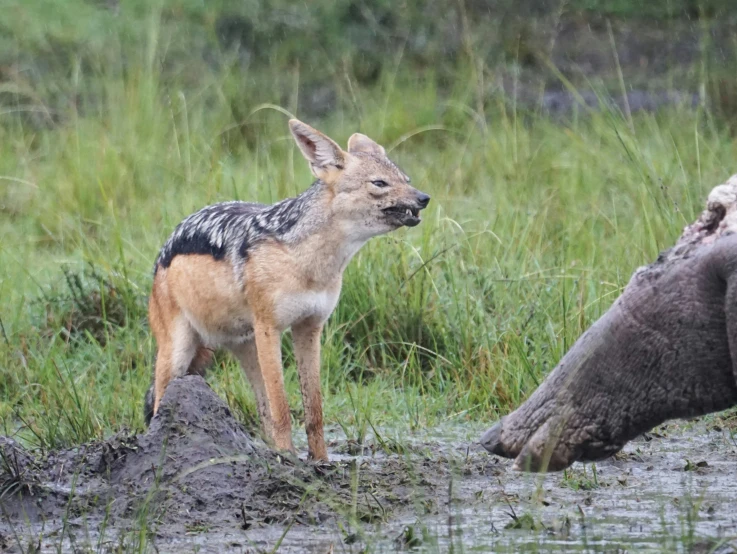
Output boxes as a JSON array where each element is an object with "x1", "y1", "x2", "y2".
[{"x1": 481, "y1": 177, "x2": 737, "y2": 472}]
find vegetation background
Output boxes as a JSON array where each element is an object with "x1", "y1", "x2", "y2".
[{"x1": 2, "y1": 0, "x2": 737, "y2": 453}]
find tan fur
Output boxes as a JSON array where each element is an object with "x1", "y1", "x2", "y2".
[
  {"x1": 149, "y1": 119, "x2": 429, "y2": 460},
  {"x1": 291, "y1": 319, "x2": 326, "y2": 459}
]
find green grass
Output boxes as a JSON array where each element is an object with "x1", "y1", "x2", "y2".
[
  {"x1": 2, "y1": 76, "x2": 732, "y2": 451},
  {"x1": 1, "y1": 0, "x2": 736, "y2": 454}
]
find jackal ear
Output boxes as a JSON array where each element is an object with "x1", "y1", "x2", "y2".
[
  {"x1": 289, "y1": 119, "x2": 346, "y2": 180},
  {"x1": 347, "y1": 133, "x2": 385, "y2": 157}
]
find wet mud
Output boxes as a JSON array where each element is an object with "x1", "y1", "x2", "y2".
[
  {"x1": 0, "y1": 377, "x2": 436, "y2": 552},
  {"x1": 2, "y1": 377, "x2": 737, "y2": 552}
]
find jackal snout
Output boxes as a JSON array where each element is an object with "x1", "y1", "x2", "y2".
[
  {"x1": 416, "y1": 192, "x2": 431, "y2": 207},
  {"x1": 381, "y1": 187, "x2": 431, "y2": 228}
]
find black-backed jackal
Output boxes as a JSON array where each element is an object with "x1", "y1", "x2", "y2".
[{"x1": 146, "y1": 119, "x2": 430, "y2": 460}]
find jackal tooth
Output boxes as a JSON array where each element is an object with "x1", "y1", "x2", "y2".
[{"x1": 406, "y1": 209, "x2": 411, "y2": 215}]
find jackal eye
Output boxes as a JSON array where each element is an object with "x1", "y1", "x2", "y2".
[{"x1": 371, "y1": 179, "x2": 389, "y2": 188}]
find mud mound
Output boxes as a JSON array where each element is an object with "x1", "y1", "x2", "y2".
[
  {"x1": 1, "y1": 376, "x2": 432, "y2": 547},
  {"x1": 112, "y1": 375, "x2": 259, "y2": 486}
]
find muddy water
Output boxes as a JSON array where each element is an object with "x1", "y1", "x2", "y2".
[
  {"x1": 380, "y1": 421, "x2": 737, "y2": 553},
  {"x1": 219, "y1": 421, "x2": 732, "y2": 553},
  {"x1": 3, "y1": 378, "x2": 737, "y2": 553},
  {"x1": 145, "y1": 421, "x2": 737, "y2": 553}
]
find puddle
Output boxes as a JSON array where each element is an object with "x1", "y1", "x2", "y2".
[
  {"x1": 256, "y1": 420, "x2": 737, "y2": 553},
  {"x1": 362, "y1": 421, "x2": 737, "y2": 553}
]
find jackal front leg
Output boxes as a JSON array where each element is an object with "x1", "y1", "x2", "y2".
[
  {"x1": 292, "y1": 319, "x2": 327, "y2": 461},
  {"x1": 228, "y1": 340, "x2": 275, "y2": 442},
  {"x1": 253, "y1": 320, "x2": 294, "y2": 453}
]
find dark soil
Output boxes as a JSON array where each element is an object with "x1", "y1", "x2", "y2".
[{"x1": 0, "y1": 376, "x2": 439, "y2": 553}]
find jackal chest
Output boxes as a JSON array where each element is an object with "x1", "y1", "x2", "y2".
[{"x1": 273, "y1": 288, "x2": 341, "y2": 330}]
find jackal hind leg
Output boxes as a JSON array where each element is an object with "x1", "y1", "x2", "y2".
[{"x1": 153, "y1": 316, "x2": 201, "y2": 415}]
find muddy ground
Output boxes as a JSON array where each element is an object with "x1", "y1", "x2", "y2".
[{"x1": 2, "y1": 376, "x2": 737, "y2": 553}]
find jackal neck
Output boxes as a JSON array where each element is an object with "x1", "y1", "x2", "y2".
[{"x1": 275, "y1": 180, "x2": 369, "y2": 283}]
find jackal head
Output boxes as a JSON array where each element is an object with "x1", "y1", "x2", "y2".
[{"x1": 289, "y1": 119, "x2": 430, "y2": 238}]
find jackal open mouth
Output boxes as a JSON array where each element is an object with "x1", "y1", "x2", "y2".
[{"x1": 383, "y1": 205, "x2": 423, "y2": 227}]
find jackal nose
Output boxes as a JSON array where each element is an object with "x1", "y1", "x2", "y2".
[{"x1": 416, "y1": 192, "x2": 431, "y2": 208}]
